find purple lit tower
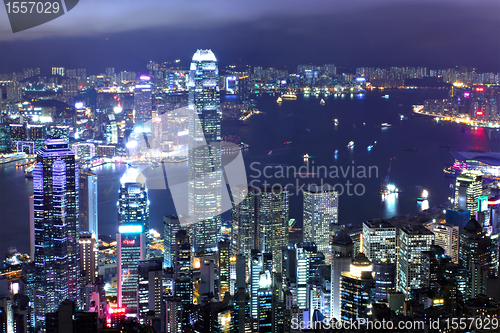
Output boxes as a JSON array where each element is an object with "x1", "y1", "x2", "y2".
[{"x1": 33, "y1": 139, "x2": 80, "y2": 327}]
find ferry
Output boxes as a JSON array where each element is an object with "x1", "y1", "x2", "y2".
[
  {"x1": 347, "y1": 141, "x2": 354, "y2": 149},
  {"x1": 381, "y1": 123, "x2": 392, "y2": 127},
  {"x1": 417, "y1": 189, "x2": 428, "y2": 202},
  {"x1": 320, "y1": 99, "x2": 325, "y2": 105},
  {"x1": 334, "y1": 119, "x2": 339, "y2": 126},
  {"x1": 334, "y1": 149, "x2": 339, "y2": 154},
  {"x1": 276, "y1": 97, "x2": 282, "y2": 103},
  {"x1": 303, "y1": 154, "x2": 310, "y2": 160},
  {"x1": 382, "y1": 95, "x2": 390, "y2": 99},
  {"x1": 281, "y1": 93, "x2": 297, "y2": 100},
  {"x1": 367, "y1": 145, "x2": 373, "y2": 151}
]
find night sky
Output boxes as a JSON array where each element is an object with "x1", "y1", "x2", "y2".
[{"x1": 0, "y1": 0, "x2": 499, "y2": 73}]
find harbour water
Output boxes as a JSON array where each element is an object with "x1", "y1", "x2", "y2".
[{"x1": 2, "y1": 89, "x2": 498, "y2": 258}]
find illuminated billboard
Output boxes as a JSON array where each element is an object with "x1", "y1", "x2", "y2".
[{"x1": 118, "y1": 225, "x2": 143, "y2": 234}]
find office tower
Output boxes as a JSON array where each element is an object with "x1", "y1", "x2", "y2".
[
  {"x1": 231, "y1": 187, "x2": 289, "y2": 275},
  {"x1": 233, "y1": 287, "x2": 251, "y2": 333},
  {"x1": 138, "y1": 259, "x2": 163, "y2": 328},
  {"x1": 296, "y1": 245, "x2": 311, "y2": 311},
  {"x1": 79, "y1": 170, "x2": 98, "y2": 237},
  {"x1": 303, "y1": 186, "x2": 338, "y2": 263},
  {"x1": 28, "y1": 124, "x2": 46, "y2": 150},
  {"x1": 117, "y1": 224, "x2": 145, "y2": 315},
  {"x1": 164, "y1": 215, "x2": 181, "y2": 269},
  {"x1": 258, "y1": 188, "x2": 289, "y2": 275},
  {"x1": 188, "y1": 49, "x2": 222, "y2": 253},
  {"x1": 231, "y1": 187, "x2": 257, "y2": 261},
  {"x1": 229, "y1": 254, "x2": 246, "y2": 295},
  {"x1": 0, "y1": 124, "x2": 10, "y2": 152},
  {"x1": 454, "y1": 171, "x2": 483, "y2": 215},
  {"x1": 134, "y1": 82, "x2": 152, "y2": 130},
  {"x1": 219, "y1": 240, "x2": 230, "y2": 301},
  {"x1": 117, "y1": 177, "x2": 150, "y2": 257},
  {"x1": 78, "y1": 232, "x2": 98, "y2": 285},
  {"x1": 33, "y1": 139, "x2": 80, "y2": 324},
  {"x1": 250, "y1": 250, "x2": 263, "y2": 319},
  {"x1": 330, "y1": 230, "x2": 354, "y2": 320},
  {"x1": 47, "y1": 126, "x2": 70, "y2": 143},
  {"x1": 372, "y1": 262, "x2": 395, "y2": 301},
  {"x1": 62, "y1": 78, "x2": 78, "y2": 106},
  {"x1": 258, "y1": 271, "x2": 273, "y2": 333},
  {"x1": 51, "y1": 67, "x2": 65, "y2": 76},
  {"x1": 459, "y1": 218, "x2": 491, "y2": 299},
  {"x1": 427, "y1": 221, "x2": 459, "y2": 263},
  {"x1": 396, "y1": 225, "x2": 434, "y2": 298},
  {"x1": 9, "y1": 124, "x2": 27, "y2": 152},
  {"x1": 340, "y1": 253, "x2": 374, "y2": 323},
  {"x1": 362, "y1": 219, "x2": 397, "y2": 263},
  {"x1": 174, "y1": 230, "x2": 192, "y2": 305},
  {"x1": 422, "y1": 245, "x2": 450, "y2": 289}
]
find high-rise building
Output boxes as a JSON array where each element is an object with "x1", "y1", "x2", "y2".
[
  {"x1": 372, "y1": 262, "x2": 395, "y2": 302},
  {"x1": 330, "y1": 230, "x2": 354, "y2": 321},
  {"x1": 164, "y1": 215, "x2": 181, "y2": 269},
  {"x1": 218, "y1": 240, "x2": 230, "y2": 301},
  {"x1": 33, "y1": 139, "x2": 80, "y2": 324},
  {"x1": 362, "y1": 219, "x2": 396, "y2": 263},
  {"x1": 303, "y1": 186, "x2": 338, "y2": 263},
  {"x1": 427, "y1": 221, "x2": 459, "y2": 263},
  {"x1": 117, "y1": 224, "x2": 145, "y2": 315},
  {"x1": 117, "y1": 174, "x2": 150, "y2": 257},
  {"x1": 138, "y1": 259, "x2": 164, "y2": 328},
  {"x1": 459, "y1": 218, "x2": 491, "y2": 299},
  {"x1": 79, "y1": 170, "x2": 98, "y2": 237},
  {"x1": 250, "y1": 250, "x2": 263, "y2": 319},
  {"x1": 134, "y1": 83, "x2": 152, "y2": 130},
  {"x1": 454, "y1": 171, "x2": 483, "y2": 215},
  {"x1": 340, "y1": 252, "x2": 374, "y2": 323},
  {"x1": 188, "y1": 49, "x2": 222, "y2": 253},
  {"x1": 296, "y1": 245, "x2": 311, "y2": 311},
  {"x1": 174, "y1": 230, "x2": 193, "y2": 306},
  {"x1": 78, "y1": 232, "x2": 98, "y2": 285},
  {"x1": 258, "y1": 188, "x2": 289, "y2": 275},
  {"x1": 396, "y1": 225, "x2": 435, "y2": 298},
  {"x1": 231, "y1": 187, "x2": 289, "y2": 275}
]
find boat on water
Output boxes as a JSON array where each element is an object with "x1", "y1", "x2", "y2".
[
  {"x1": 381, "y1": 123, "x2": 392, "y2": 127},
  {"x1": 347, "y1": 141, "x2": 354, "y2": 149},
  {"x1": 382, "y1": 95, "x2": 390, "y2": 99},
  {"x1": 404, "y1": 147, "x2": 418, "y2": 152},
  {"x1": 303, "y1": 154, "x2": 310, "y2": 160},
  {"x1": 276, "y1": 97, "x2": 282, "y2": 103},
  {"x1": 268, "y1": 150, "x2": 273, "y2": 155},
  {"x1": 334, "y1": 119, "x2": 339, "y2": 125},
  {"x1": 334, "y1": 149, "x2": 339, "y2": 154},
  {"x1": 320, "y1": 99, "x2": 325, "y2": 105},
  {"x1": 283, "y1": 141, "x2": 292, "y2": 145},
  {"x1": 367, "y1": 145, "x2": 373, "y2": 150},
  {"x1": 417, "y1": 189, "x2": 429, "y2": 202},
  {"x1": 281, "y1": 93, "x2": 297, "y2": 100}
]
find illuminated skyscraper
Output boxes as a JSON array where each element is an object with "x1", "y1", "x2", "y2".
[
  {"x1": 454, "y1": 171, "x2": 483, "y2": 215},
  {"x1": 188, "y1": 49, "x2": 222, "y2": 252},
  {"x1": 427, "y1": 221, "x2": 459, "y2": 264},
  {"x1": 340, "y1": 253, "x2": 374, "y2": 323},
  {"x1": 163, "y1": 215, "x2": 181, "y2": 269},
  {"x1": 134, "y1": 81, "x2": 152, "y2": 130},
  {"x1": 396, "y1": 225, "x2": 434, "y2": 298},
  {"x1": 330, "y1": 230, "x2": 353, "y2": 320},
  {"x1": 78, "y1": 232, "x2": 98, "y2": 285},
  {"x1": 117, "y1": 224, "x2": 145, "y2": 315},
  {"x1": 218, "y1": 240, "x2": 230, "y2": 301},
  {"x1": 33, "y1": 139, "x2": 80, "y2": 324},
  {"x1": 79, "y1": 170, "x2": 98, "y2": 237},
  {"x1": 118, "y1": 173, "x2": 150, "y2": 257},
  {"x1": 459, "y1": 217, "x2": 491, "y2": 299},
  {"x1": 303, "y1": 186, "x2": 338, "y2": 263},
  {"x1": 258, "y1": 188, "x2": 289, "y2": 275},
  {"x1": 362, "y1": 220, "x2": 396, "y2": 263}
]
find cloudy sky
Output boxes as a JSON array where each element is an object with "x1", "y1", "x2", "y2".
[{"x1": 0, "y1": 0, "x2": 499, "y2": 73}]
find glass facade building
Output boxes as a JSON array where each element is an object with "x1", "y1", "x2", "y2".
[{"x1": 33, "y1": 139, "x2": 80, "y2": 324}]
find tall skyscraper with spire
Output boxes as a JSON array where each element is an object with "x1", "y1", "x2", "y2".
[
  {"x1": 188, "y1": 49, "x2": 222, "y2": 252},
  {"x1": 33, "y1": 139, "x2": 80, "y2": 325}
]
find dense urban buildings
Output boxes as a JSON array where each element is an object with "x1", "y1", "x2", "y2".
[{"x1": 3, "y1": 48, "x2": 500, "y2": 333}]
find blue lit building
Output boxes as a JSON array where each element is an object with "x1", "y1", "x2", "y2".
[{"x1": 33, "y1": 139, "x2": 80, "y2": 326}]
